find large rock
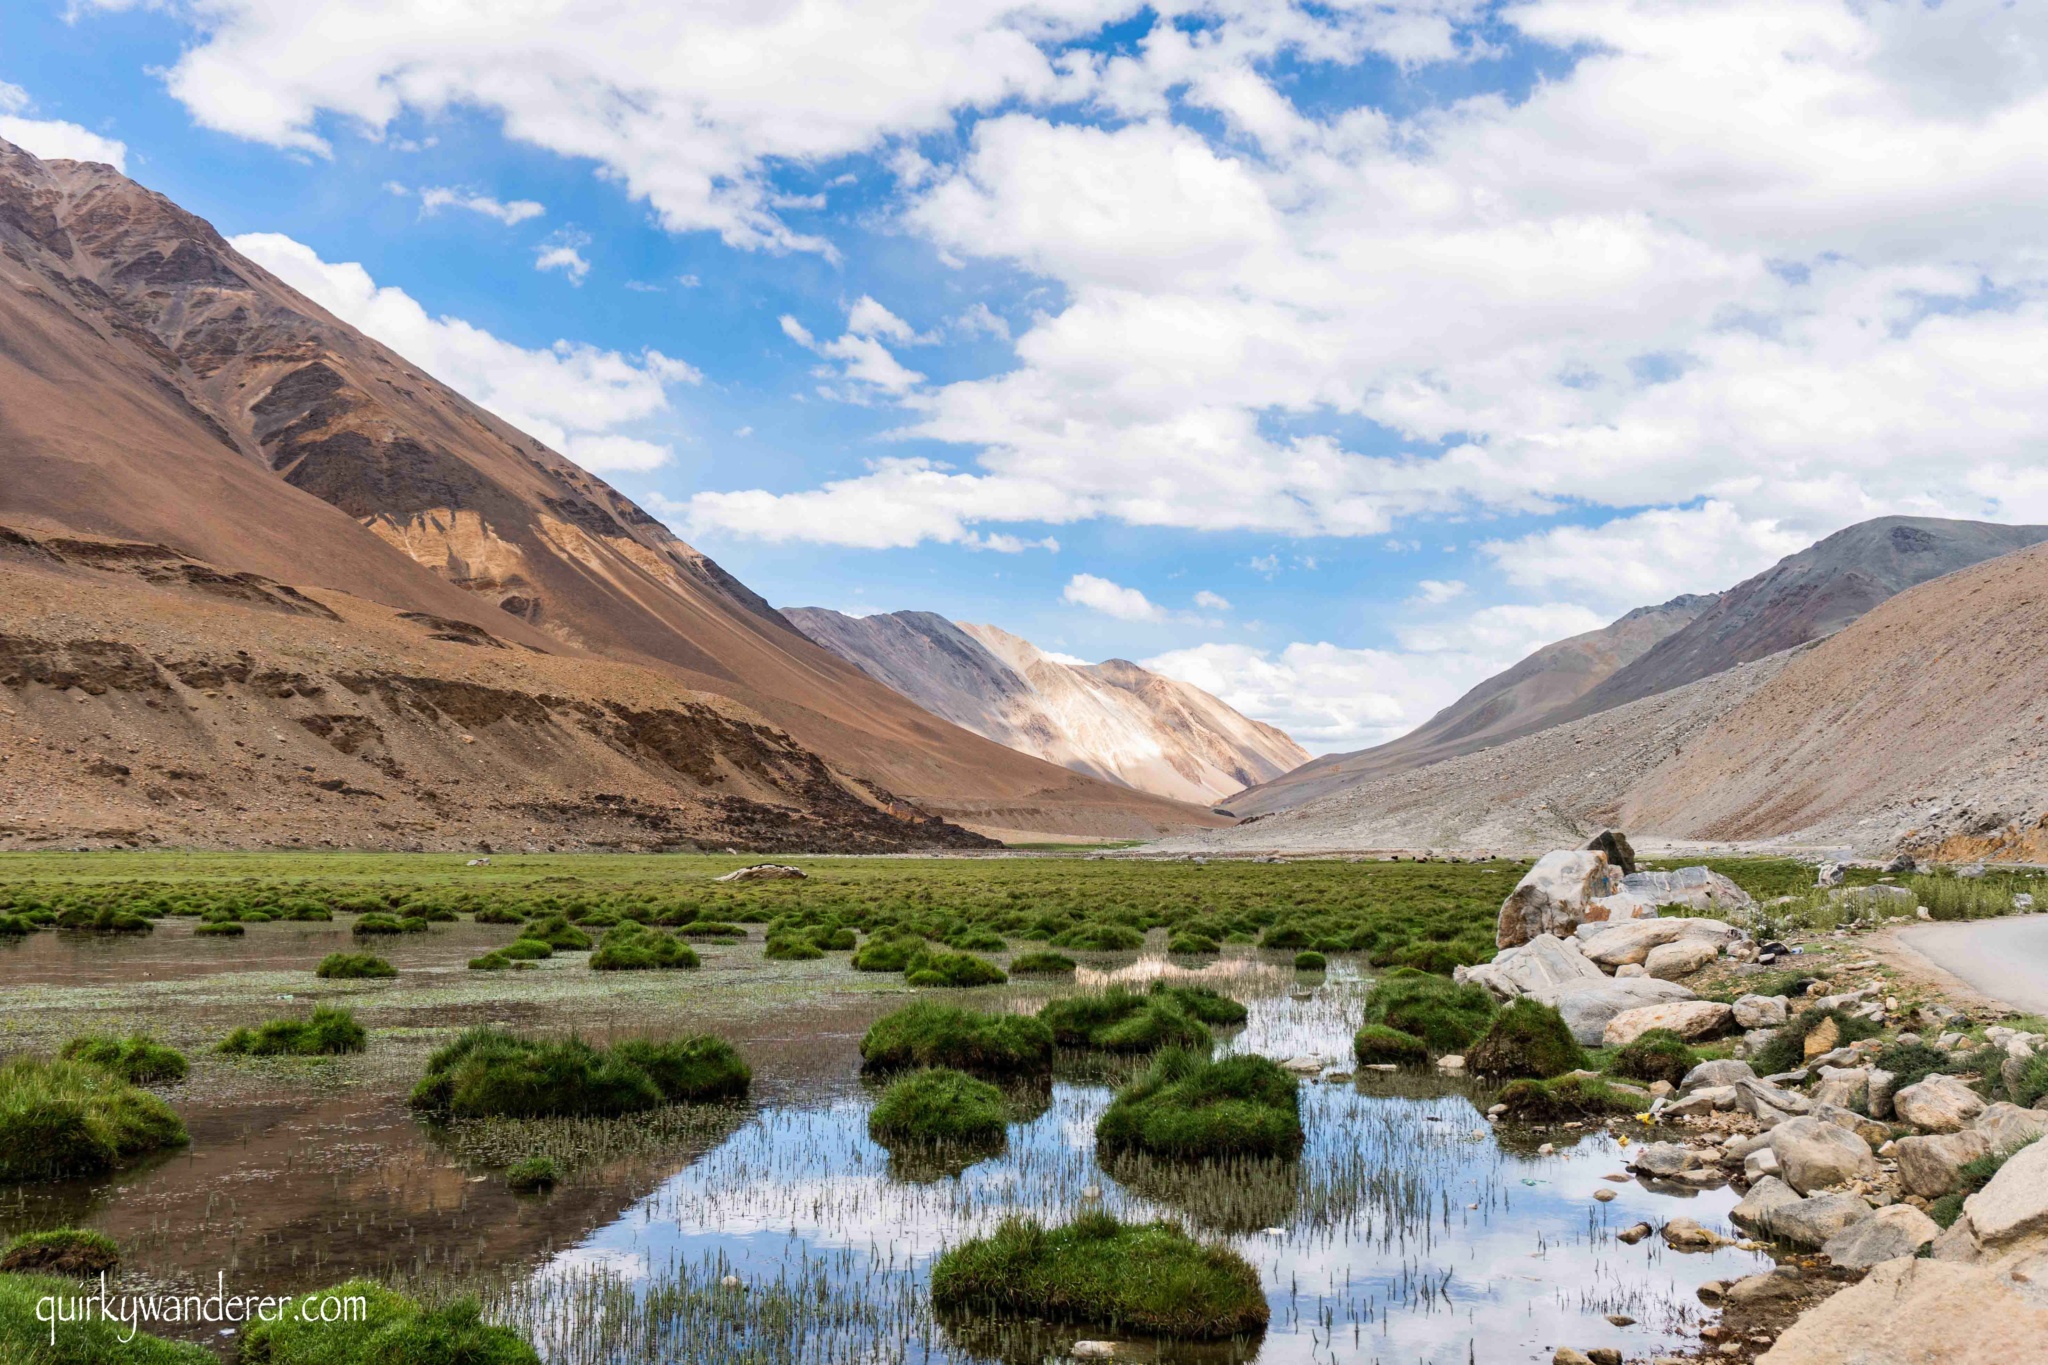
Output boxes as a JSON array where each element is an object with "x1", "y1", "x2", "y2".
[
  {"x1": 1811, "y1": 1066, "x2": 1870, "y2": 1110},
  {"x1": 1894, "y1": 1074, "x2": 1989, "y2": 1133},
  {"x1": 1603, "y1": 999, "x2": 1733, "y2": 1047},
  {"x1": 1682, "y1": 1058, "x2": 1756, "y2": 1091},
  {"x1": 1733, "y1": 994, "x2": 1790, "y2": 1029},
  {"x1": 1631, "y1": 1142, "x2": 1700, "y2": 1178},
  {"x1": 1763, "y1": 1192, "x2": 1874, "y2": 1248},
  {"x1": 1492, "y1": 933, "x2": 1606, "y2": 995},
  {"x1": 714, "y1": 863, "x2": 807, "y2": 882},
  {"x1": 1583, "y1": 829, "x2": 1637, "y2": 875},
  {"x1": 1730, "y1": 1175, "x2": 1802, "y2": 1230},
  {"x1": 1812, "y1": 1101, "x2": 1890, "y2": 1150},
  {"x1": 1767, "y1": 1116, "x2": 1879, "y2": 1194},
  {"x1": 1529, "y1": 976, "x2": 1696, "y2": 1046},
  {"x1": 1756, "y1": 1248, "x2": 2048, "y2": 1365},
  {"x1": 1895, "y1": 1130, "x2": 1994, "y2": 1198},
  {"x1": 1577, "y1": 917, "x2": 1740, "y2": 968},
  {"x1": 1607, "y1": 865, "x2": 1756, "y2": 914},
  {"x1": 1867, "y1": 1066, "x2": 1898, "y2": 1120},
  {"x1": 1820, "y1": 1202, "x2": 1941, "y2": 1269},
  {"x1": 1455, "y1": 962, "x2": 1519, "y2": 1001},
  {"x1": 1977, "y1": 1101, "x2": 2048, "y2": 1153},
  {"x1": 1963, "y1": 1137, "x2": 2048, "y2": 1249},
  {"x1": 1497, "y1": 850, "x2": 1623, "y2": 948},
  {"x1": 1734, "y1": 1076, "x2": 1813, "y2": 1124},
  {"x1": 1644, "y1": 938, "x2": 1721, "y2": 979}
]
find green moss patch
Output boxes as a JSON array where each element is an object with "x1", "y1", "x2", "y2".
[
  {"x1": 930, "y1": 1213, "x2": 1268, "y2": 1340},
  {"x1": 904, "y1": 949, "x2": 1007, "y2": 987},
  {"x1": 0, "y1": 1058, "x2": 188, "y2": 1183},
  {"x1": 238, "y1": 1279, "x2": 540, "y2": 1365},
  {"x1": 867, "y1": 1068, "x2": 1009, "y2": 1147},
  {"x1": 219, "y1": 1006, "x2": 367, "y2": 1057},
  {"x1": 0, "y1": 1228, "x2": 119, "y2": 1277},
  {"x1": 1466, "y1": 999, "x2": 1585, "y2": 1079},
  {"x1": 1607, "y1": 1028, "x2": 1697, "y2": 1087},
  {"x1": 588, "y1": 921, "x2": 699, "y2": 971},
  {"x1": 1096, "y1": 1049, "x2": 1303, "y2": 1161},
  {"x1": 1361, "y1": 969, "x2": 1496, "y2": 1052},
  {"x1": 0, "y1": 1273, "x2": 213, "y2": 1362},
  {"x1": 316, "y1": 953, "x2": 396, "y2": 980},
  {"x1": 505, "y1": 1155, "x2": 559, "y2": 1193},
  {"x1": 859, "y1": 1003, "x2": 1054, "y2": 1076},
  {"x1": 1352, "y1": 1024, "x2": 1429, "y2": 1067},
  {"x1": 1008, "y1": 951, "x2": 1076, "y2": 975},
  {"x1": 1495, "y1": 1075, "x2": 1638, "y2": 1123},
  {"x1": 409, "y1": 1029, "x2": 749, "y2": 1119},
  {"x1": 57, "y1": 1034, "x2": 188, "y2": 1085}
]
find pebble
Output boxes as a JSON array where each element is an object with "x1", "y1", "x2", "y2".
[
  {"x1": 1070, "y1": 1343, "x2": 1117, "y2": 1360},
  {"x1": 1594, "y1": 1188, "x2": 1617, "y2": 1202}
]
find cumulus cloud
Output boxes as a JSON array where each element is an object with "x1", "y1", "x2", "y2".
[
  {"x1": 1064, "y1": 573, "x2": 1163, "y2": 622},
  {"x1": 0, "y1": 82, "x2": 127, "y2": 169},
  {"x1": 232, "y1": 232, "x2": 697, "y2": 473},
  {"x1": 535, "y1": 235, "x2": 591, "y2": 283},
  {"x1": 683, "y1": 456, "x2": 1074, "y2": 550},
  {"x1": 1410, "y1": 579, "x2": 1465, "y2": 605},
  {"x1": 1482, "y1": 502, "x2": 1809, "y2": 609},
  {"x1": 782, "y1": 301, "x2": 927, "y2": 398},
  {"x1": 1192, "y1": 590, "x2": 1231, "y2": 611}
]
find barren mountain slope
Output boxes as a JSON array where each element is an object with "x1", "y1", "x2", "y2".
[
  {"x1": 1225, "y1": 594, "x2": 1713, "y2": 817},
  {"x1": 1558, "y1": 516, "x2": 2048, "y2": 721},
  {"x1": 1150, "y1": 653, "x2": 1795, "y2": 856},
  {"x1": 1621, "y1": 541, "x2": 2048, "y2": 861},
  {"x1": 0, "y1": 139, "x2": 1221, "y2": 840},
  {"x1": 785, "y1": 609, "x2": 1307, "y2": 805},
  {"x1": 0, "y1": 530, "x2": 995, "y2": 852}
]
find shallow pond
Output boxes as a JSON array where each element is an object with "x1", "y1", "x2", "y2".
[{"x1": 2, "y1": 932, "x2": 1768, "y2": 1363}]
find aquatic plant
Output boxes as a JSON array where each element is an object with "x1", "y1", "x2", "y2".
[
  {"x1": 904, "y1": 948, "x2": 1007, "y2": 987},
  {"x1": 1095, "y1": 1049, "x2": 1303, "y2": 1161},
  {"x1": 859, "y1": 1003, "x2": 1055, "y2": 1075},
  {"x1": 867, "y1": 1068, "x2": 1009, "y2": 1146},
  {"x1": 239, "y1": 1279, "x2": 540, "y2": 1364},
  {"x1": 1351, "y1": 1024, "x2": 1429, "y2": 1067},
  {"x1": 1008, "y1": 951, "x2": 1076, "y2": 975},
  {"x1": 57, "y1": 1034, "x2": 188, "y2": 1085},
  {"x1": 1039, "y1": 988, "x2": 1212, "y2": 1054},
  {"x1": 517, "y1": 915, "x2": 592, "y2": 951},
  {"x1": 1494, "y1": 1074, "x2": 1637, "y2": 1122},
  {"x1": 0, "y1": 1228, "x2": 119, "y2": 1277},
  {"x1": 316, "y1": 952, "x2": 396, "y2": 980},
  {"x1": 1167, "y1": 932, "x2": 1220, "y2": 954},
  {"x1": 0, "y1": 1058, "x2": 188, "y2": 1182},
  {"x1": 1360, "y1": 969, "x2": 1496, "y2": 1052},
  {"x1": 851, "y1": 933, "x2": 924, "y2": 972},
  {"x1": 1293, "y1": 950, "x2": 1327, "y2": 971},
  {"x1": 929, "y1": 1213, "x2": 1268, "y2": 1340},
  {"x1": 764, "y1": 934, "x2": 825, "y2": 961},
  {"x1": 218, "y1": 1006, "x2": 367, "y2": 1057},
  {"x1": 1466, "y1": 999, "x2": 1585, "y2": 1079},
  {"x1": 192, "y1": 919, "x2": 245, "y2": 937},
  {"x1": 409, "y1": 1029, "x2": 749, "y2": 1119},
  {"x1": 505, "y1": 1155, "x2": 559, "y2": 1193},
  {"x1": 589, "y1": 921, "x2": 699, "y2": 971}
]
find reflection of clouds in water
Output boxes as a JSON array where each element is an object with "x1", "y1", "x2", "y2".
[
  {"x1": 544, "y1": 1244, "x2": 650, "y2": 1279},
  {"x1": 1077, "y1": 951, "x2": 1291, "y2": 992},
  {"x1": 553, "y1": 981, "x2": 1766, "y2": 1363}
]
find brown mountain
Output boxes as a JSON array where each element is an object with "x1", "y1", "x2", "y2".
[
  {"x1": 785, "y1": 609, "x2": 1307, "y2": 804},
  {"x1": 0, "y1": 138, "x2": 1222, "y2": 846},
  {"x1": 1224, "y1": 594, "x2": 1713, "y2": 816}
]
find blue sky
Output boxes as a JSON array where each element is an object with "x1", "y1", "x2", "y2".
[{"x1": 7, "y1": 0, "x2": 2046, "y2": 752}]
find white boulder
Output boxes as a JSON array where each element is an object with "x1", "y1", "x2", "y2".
[
  {"x1": 1644, "y1": 938, "x2": 1721, "y2": 979},
  {"x1": 1603, "y1": 999, "x2": 1733, "y2": 1047},
  {"x1": 1531, "y1": 977, "x2": 1697, "y2": 1046},
  {"x1": 1767, "y1": 1116, "x2": 1879, "y2": 1194},
  {"x1": 1894, "y1": 1074, "x2": 1989, "y2": 1133},
  {"x1": 1497, "y1": 851, "x2": 1623, "y2": 948}
]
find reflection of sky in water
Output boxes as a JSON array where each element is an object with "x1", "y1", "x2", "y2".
[{"x1": 541, "y1": 974, "x2": 1769, "y2": 1363}]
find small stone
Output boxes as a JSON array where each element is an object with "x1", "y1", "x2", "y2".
[
  {"x1": 1071, "y1": 1342, "x2": 1117, "y2": 1360},
  {"x1": 1552, "y1": 1350, "x2": 1592, "y2": 1365},
  {"x1": 1803, "y1": 1015, "x2": 1841, "y2": 1060},
  {"x1": 1588, "y1": 1350, "x2": 1624, "y2": 1365},
  {"x1": 1616, "y1": 1222, "x2": 1653, "y2": 1244},
  {"x1": 1539, "y1": 1142, "x2": 1555, "y2": 1156},
  {"x1": 1604, "y1": 1314, "x2": 1636, "y2": 1327},
  {"x1": 1437, "y1": 1054, "x2": 1466, "y2": 1071},
  {"x1": 1661, "y1": 1216, "x2": 1730, "y2": 1250},
  {"x1": 1594, "y1": 1188, "x2": 1617, "y2": 1202}
]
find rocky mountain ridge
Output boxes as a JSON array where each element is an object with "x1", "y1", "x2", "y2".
[{"x1": 784, "y1": 608, "x2": 1307, "y2": 805}]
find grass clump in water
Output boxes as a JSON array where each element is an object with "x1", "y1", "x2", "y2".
[
  {"x1": 57, "y1": 1034, "x2": 188, "y2": 1085},
  {"x1": 1096, "y1": 1049, "x2": 1303, "y2": 1160},
  {"x1": 588, "y1": 921, "x2": 699, "y2": 971},
  {"x1": 851, "y1": 932, "x2": 924, "y2": 972},
  {"x1": 1293, "y1": 950, "x2": 1326, "y2": 971},
  {"x1": 239, "y1": 1280, "x2": 540, "y2": 1364},
  {"x1": 859, "y1": 1002, "x2": 1054, "y2": 1076},
  {"x1": 930, "y1": 1212, "x2": 1268, "y2": 1340},
  {"x1": 1466, "y1": 999, "x2": 1585, "y2": 1079},
  {"x1": 1607, "y1": 1028, "x2": 1697, "y2": 1087},
  {"x1": 517, "y1": 915, "x2": 591, "y2": 951},
  {"x1": 1361, "y1": 968, "x2": 1496, "y2": 1052},
  {"x1": 867, "y1": 1068, "x2": 1009, "y2": 1146},
  {"x1": 1009, "y1": 951, "x2": 1076, "y2": 975},
  {"x1": 0, "y1": 1058, "x2": 188, "y2": 1182},
  {"x1": 1495, "y1": 1074, "x2": 1638, "y2": 1123},
  {"x1": 316, "y1": 952, "x2": 396, "y2": 980},
  {"x1": 505, "y1": 1155, "x2": 558, "y2": 1193},
  {"x1": 1352, "y1": 1024, "x2": 1429, "y2": 1067},
  {"x1": 500, "y1": 938, "x2": 551, "y2": 960},
  {"x1": 0, "y1": 1273, "x2": 213, "y2": 1362},
  {"x1": 1049, "y1": 922, "x2": 1146, "y2": 952},
  {"x1": 905, "y1": 948, "x2": 1007, "y2": 987},
  {"x1": 1751, "y1": 1008, "x2": 1881, "y2": 1075},
  {"x1": 1039, "y1": 988, "x2": 1211, "y2": 1054},
  {"x1": 0, "y1": 1228, "x2": 119, "y2": 1277},
  {"x1": 192, "y1": 919, "x2": 244, "y2": 937},
  {"x1": 1168, "y1": 932, "x2": 1219, "y2": 954},
  {"x1": 763, "y1": 934, "x2": 824, "y2": 960},
  {"x1": 219, "y1": 1006, "x2": 367, "y2": 1057},
  {"x1": 410, "y1": 1029, "x2": 749, "y2": 1119}
]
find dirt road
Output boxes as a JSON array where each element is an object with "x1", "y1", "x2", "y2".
[{"x1": 1893, "y1": 915, "x2": 2048, "y2": 1015}]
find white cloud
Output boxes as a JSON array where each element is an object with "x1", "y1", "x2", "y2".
[
  {"x1": 1145, "y1": 601, "x2": 1603, "y2": 754},
  {"x1": 416, "y1": 185, "x2": 545, "y2": 225},
  {"x1": 231, "y1": 231, "x2": 696, "y2": 474},
  {"x1": 956, "y1": 302, "x2": 1011, "y2": 340},
  {"x1": 535, "y1": 236, "x2": 591, "y2": 283},
  {"x1": 0, "y1": 83, "x2": 127, "y2": 169},
  {"x1": 782, "y1": 302, "x2": 927, "y2": 398},
  {"x1": 1410, "y1": 579, "x2": 1466, "y2": 605},
  {"x1": 1040, "y1": 648, "x2": 1090, "y2": 666},
  {"x1": 682, "y1": 456, "x2": 1076, "y2": 550},
  {"x1": 1192, "y1": 589, "x2": 1231, "y2": 611},
  {"x1": 1064, "y1": 572, "x2": 1163, "y2": 622},
  {"x1": 1483, "y1": 502, "x2": 1809, "y2": 609},
  {"x1": 846, "y1": 295, "x2": 919, "y2": 343}
]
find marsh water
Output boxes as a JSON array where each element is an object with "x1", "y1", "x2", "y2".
[{"x1": 2, "y1": 920, "x2": 1771, "y2": 1364}]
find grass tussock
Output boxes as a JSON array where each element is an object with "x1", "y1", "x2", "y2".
[
  {"x1": 929, "y1": 1213, "x2": 1268, "y2": 1340},
  {"x1": 904, "y1": 948, "x2": 1007, "y2": 987},
  {"x1": 0, "y1": 1057, "x2": 188, "y2": 1182},
  {"x1": 409, "y1": 1029, "x2": 750, "y2": 1119},
  {"x1": 1466, "y1": 999, "x2": 1585, "y2": 1079},
  {"x1": 867, "y1": 1068, "x2": 1009, "y2": 1147},
  {"x1": 1038, "y1": 984, "x2": 1242, "y2": 1054},
  {"x1": 1607, "y1": 1028, "x2": 1697, "y2": 1087},
  {"x1": 588, "y1": 921, "x2": 699, "y2": 971},
  {"x1": 517, "y1": 915, "x2": 591, "y2": 951},
  {"x1": 316, "y1": 952, "x2": 396, "y2": 980},
  {"x1": 1008, "y1": 951, "x2": 1076, "y2": 975},
  {"x1": 859, "y1": 1003, "x2": 1054, "y2": 1076},
  {"x1": 238, "y1": 1279, "x2": 540, "y2": 1365},
  {"x1": 219, "y1": 1006, "x2": 367, "y2": 1057},
  {"x1": 57, "y1": 1034, "x2": 188, "y2": 1085},
  {"x1": 0, "y1": 1228, "x2": 119, "y2": 1277},
  {"x1": 1495, "y1": 1075, "x2": 1638, "y2": 1123},
  {"x1": 763, "y1": 934, "x2": 825, "y2": 961},
  {"x1": 1361, "y1": 969, "x2": 1497, "y2": 1052},
  {"x1": 1095, "y1": 1049, "x2": 1303, "y2": 1161},
  {"x1": 0, "y1": 1272, "x2": 213, "y2": 1362},
  {"x1": 1352, "y1": 1024, "x2": 1429, "y2": 1067},
  {"x1": 1750, "y1": 1008, "x2": 1882, "y2": 1075},
  {"x1": 505, "y1": 1155, "x2": 559, "y2": 1193}
]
